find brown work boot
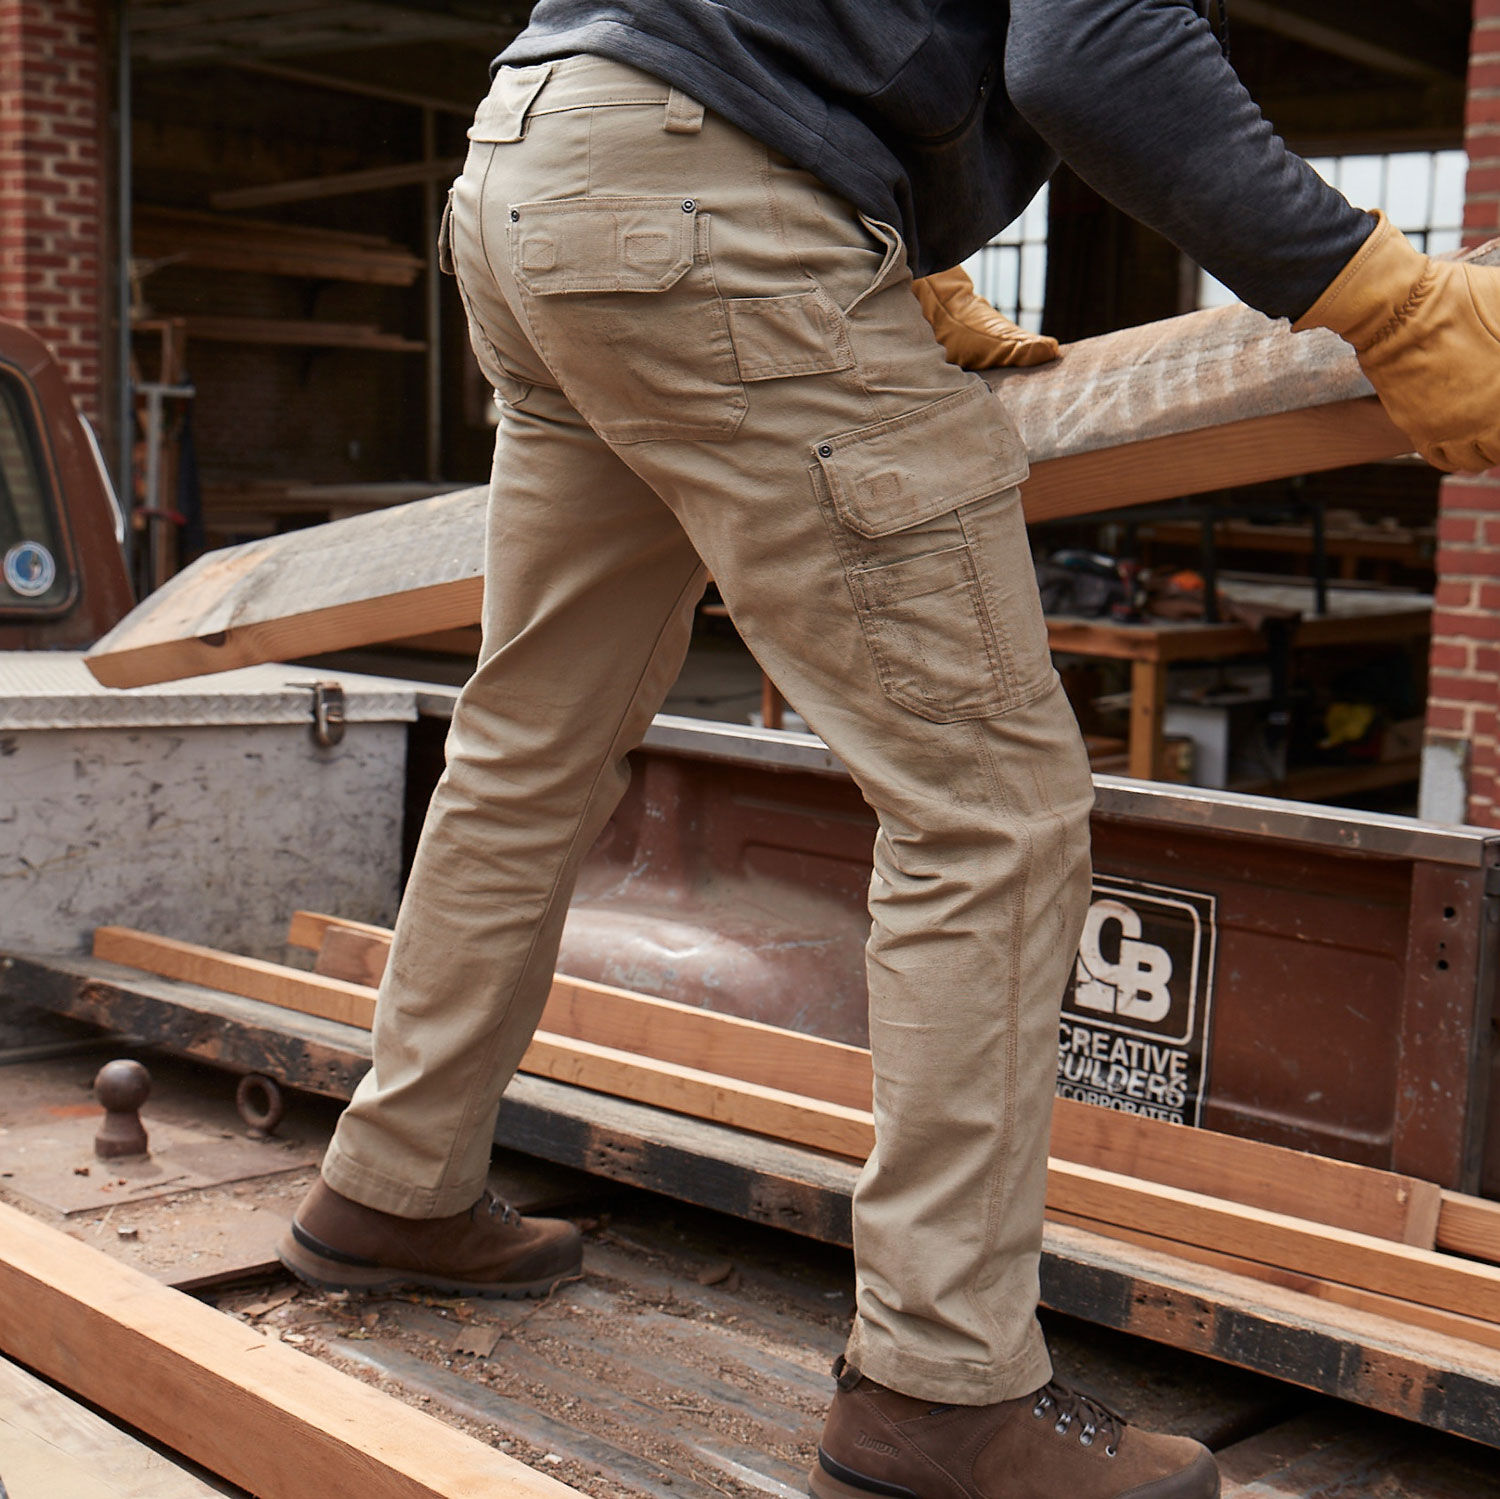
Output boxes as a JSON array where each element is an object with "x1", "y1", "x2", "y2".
[
  {"x1": 810, "y1": 1358, "x2": 1218, "y2": 1499},
  {"x1": 277, "y1": 1177, "x2": 583, "y2": 1298}
]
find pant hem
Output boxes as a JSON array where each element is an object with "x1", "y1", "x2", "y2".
[
  {"x1": 320, "y1": 1145, "x2": 486, "y2": 1220},
  {"x1": 843, "y1": 1320, "x2": 1053, "y2": 1406}
]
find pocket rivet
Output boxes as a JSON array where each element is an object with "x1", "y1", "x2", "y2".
[
  {"x1": 682, "y1": 199, "x2": 696, "y2": 213},
  {"x1": 817, "y1": 444, "x2": 833, "y2": 458},
  {"x1": 509, "y1": 209, "x2": 519, "y2": 222}
]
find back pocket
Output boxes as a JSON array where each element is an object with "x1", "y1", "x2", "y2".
[{"x1": 508, "y1": 194, "x2": 745, "y2": 442}]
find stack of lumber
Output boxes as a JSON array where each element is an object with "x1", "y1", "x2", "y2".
[
  {"x1": 134, "y1": 205, "x2": 424, "y2": 286},
  {"x1": 90, "y1": 917, "x2": 1500, "y2": 1362},
  {"x1": 82, "y1": 236, "x2": 1500, "y2": 691}
]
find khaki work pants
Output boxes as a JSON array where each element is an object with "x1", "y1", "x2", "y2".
[{"x1": 324, "y1": 55, "x2": 1095, "y2": 1406}]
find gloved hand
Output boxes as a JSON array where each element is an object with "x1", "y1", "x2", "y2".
[
  {"x1": 912, "y1": 266, "x2": 1061, "y2": 369},
  {"x1": 1295, "y1": 211, "x2": 1500, "y2": 472}
]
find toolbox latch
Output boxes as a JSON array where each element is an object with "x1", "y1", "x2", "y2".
[{"x1": 290, "y1": 680, "x2": 346, "y2": 747}]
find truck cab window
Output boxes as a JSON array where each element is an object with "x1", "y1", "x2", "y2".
[{"x1": 0, "y1": 369, "x2": 71, "y2": 611}]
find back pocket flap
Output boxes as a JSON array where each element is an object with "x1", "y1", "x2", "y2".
[
  {"x1": 511, "y1": 196, "x2": 696, "y2": 294},
  {"x1": 816, "y1": 383, "x2": 1028, "y2": 538}
]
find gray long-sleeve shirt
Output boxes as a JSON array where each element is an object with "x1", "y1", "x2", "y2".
[{"x1": 499, "y1": 0, "x2": 1371, "y2": 320}]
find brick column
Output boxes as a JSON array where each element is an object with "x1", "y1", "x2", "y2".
[
  {"x1": 1423, "y1": 0, "x2": 1500, "y2": 828},
  {"x1": 0, "y1": 0, "x2": 107, "y2": 424}
]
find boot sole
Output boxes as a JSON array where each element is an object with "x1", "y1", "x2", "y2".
[
  {"x1": 807, "y1": 1446, "x2": 1220, "y2": 1499},
  {"x1": 275, "y1": 1228, "x2": 583, "y2": 1300}
]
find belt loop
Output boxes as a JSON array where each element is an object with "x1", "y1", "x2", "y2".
[{"x1": 664, "y1": 88, "x2": 705, "y2": 135}]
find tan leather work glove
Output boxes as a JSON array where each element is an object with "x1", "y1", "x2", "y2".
[
  {"x1": 1295, "y1": 211, "x2": 1500, "y2": 472},
  {"x1": 912, "y1": 266, "x2": 1061, "y2": 370}
]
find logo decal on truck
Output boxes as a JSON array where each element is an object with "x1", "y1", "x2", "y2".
[
  {"x1": 3, "y1": 540, "x2": 56, "y2": 598},
  {"x1": 1056, "y1": 876, "x2": 1217, "y2": 1127}
]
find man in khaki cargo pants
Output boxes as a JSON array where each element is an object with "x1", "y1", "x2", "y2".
[{"x1": 281, "y1": 13, "x2": 1500, "y2": 1499}]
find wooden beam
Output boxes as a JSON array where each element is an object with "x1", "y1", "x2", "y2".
[
  {"x1": 520, "y1": 1032, "x2": 875, "y2": 1159},
  {"x1": 291, "y1": 911, "x2": 1443, "y2": 1247},
  {"x1": 1038, "y1": 1220, "x2": 1500, "y2": 1449},
  {"x1": 86, "y1": 244, "x2": 1500, "y2": 691},
  {"x1": 0, "y1": 1202, "x2": 577, "y2": 1499},
  {"x1": 235, "y1": 58, "x2": 477, "y2": 117},
  {"x1": 1438, "y1": 1191, "x2": 1500, "y2": 1265},
  {"x1": 212, "y1": 158, "x2": 464, "y2": 211},
  {"x1": 0, "y1": 1354, "x2": 227, "y2": 1499},
  {"x1": 1046, "y1": 1210, "x2": 1500, "y2": 1355},
  {"x1": 1047, "y1": 1162, "x2": 1500, "y2": 1326},
  {"x1": 93, "y1": 926, "x2": 378, "y2": 1029},
  {"x1": 166, "y1": 316, "x2": 425, "y2": 352}
]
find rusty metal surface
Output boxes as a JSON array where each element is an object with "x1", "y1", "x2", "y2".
[{"x1": 550, "y1": 728, "x2": 1500, "y2": 1189}]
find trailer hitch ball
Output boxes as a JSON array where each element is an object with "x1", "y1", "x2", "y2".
[
  {"x1": 236, "y1": 1073, "x2": 285, "y2": 1140},
  {"x1": 93, "y1": 1059, "x2": 151, "y2": 1159}
]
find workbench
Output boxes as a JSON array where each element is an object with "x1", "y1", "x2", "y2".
[{"x1": 1046, "y1": 579, "x2": 1432, "y2": 784}]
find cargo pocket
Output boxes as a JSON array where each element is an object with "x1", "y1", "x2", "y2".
[
  {"x1": 816, "y1": 383, "x2": 1052, "y2": 722},
  {"x1": 508, "y1": 194, "x2": 745, "y2": 442}
]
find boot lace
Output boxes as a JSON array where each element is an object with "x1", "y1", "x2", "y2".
[
  {"x1": 1030, "y1": 1382, "x2": 1124, "y2": 1457},
  {"x1": 476, "y1": 1191, "x2": 522, "y2": 1227}
]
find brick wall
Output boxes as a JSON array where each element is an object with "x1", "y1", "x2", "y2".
[
  {"x1": 0, "y1": 0, "x2": 106, "y2": 424},
  {"x1": 1424, "y1": 0, "x2": 1500, "y2": 827}
]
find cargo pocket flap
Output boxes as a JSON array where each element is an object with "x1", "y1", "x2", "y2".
[
  {"x1": 511, "y1": 196, "x2": 697, "y2": 294},
  {"x1": 815, "y1": 383, "x2": 1029, "y2": 538}
]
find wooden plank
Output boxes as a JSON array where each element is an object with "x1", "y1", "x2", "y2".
[
  {"x1": 1038, "y1": 1221, "x2": 1500, "y2": 1450},
  {"x1": 0, "y1": 1203, "x2": 577, "y2": 1499},
  {"x1": 520, "y1": 1032, "x2": 875, "y2": 1159},
  {"x1": 1047, "y1": 1161, "x2": 1500, "y2": 1326},
  {"x1": 1438, "y1": 1190, "x2": 1500, "y2": 1263},
  {"x1": 1048, "y1": 1092, "x2": 1442, "y2": 1249},
  {"x1": 135, "y1": 205, "x2": 425, "y2": 290},
  {"x1": 1046, "y1": 1209, "x2": 1500, "y2": 1355},
  {"x1": 173, "y1": 316, "x2": 426, "y2": 353},
  {"x1": 287, "y1": 908, "x2": 393, "y2": 952},
  {"x1": 293, "y1": 910, "x2": 1443, "y2": 1246},
  {"x1": 0, "y1": 1354, "x2": 234, "y2": 1498},
  {"x1": 93, "y1": 927, "x2": 377, "y2": 1029},
  {"x1": 211, "y1": 157, "x2": 464, "y2": 211},
  {"x1": 87, "y1": 244, "x2": 1499, "y2": 692},
  {"x1": 92, "y1": 927, "x2": 875, "y2": 1157},
  {"x1": 85, "y1": 488, "x2": 488, "y2": 688}
]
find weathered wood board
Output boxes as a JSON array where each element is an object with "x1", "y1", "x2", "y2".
[
  {"x1": 0, "y1": 1353, "x2": 238, "y2": 1498},
  {"x1": 84, "y1": 240, "x2": 1499, "y2": 689}
]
